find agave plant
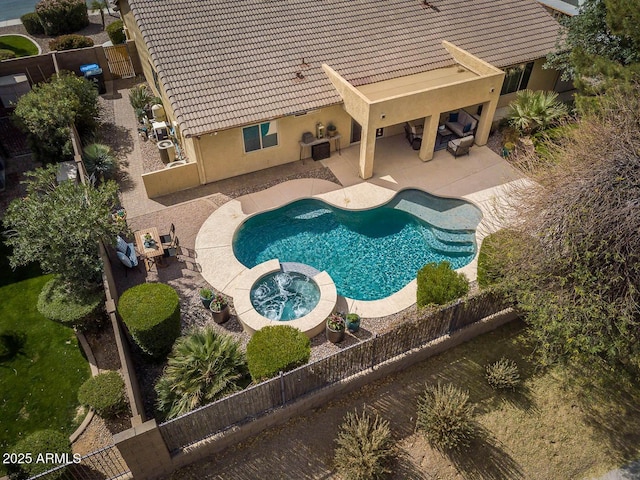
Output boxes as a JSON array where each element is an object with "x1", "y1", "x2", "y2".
[
  {"x1": 82, "y1": 143, "x2": 118, "y2": 181},
  {"x1": 507, "y1": 90, "x2": 568, "y2": 136},
  {"x1": 155, "y1": 327, "x2": 248, "y2": 420},
  {"x1": 128, "y1": 84, "x2": 153, "y2": 111}
]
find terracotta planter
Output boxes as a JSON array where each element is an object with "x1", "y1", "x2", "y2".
[
  {"x1": 326, "y1": 324, "x2": 345, "y2": 343},
  {"x1": 210, "y1": 304, "x2": 230, "y2": 324}
]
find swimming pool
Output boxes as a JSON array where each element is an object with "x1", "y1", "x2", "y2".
[{"x1": 233, "y1": 189, "x2": 482, "y2": 301}]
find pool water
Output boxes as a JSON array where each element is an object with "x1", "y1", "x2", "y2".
[
  {"x1": 233, "y1": 190, "x2": 481, "y2": 301},
  {"x1": 250, "y1": 271, "x2": 320, "y2": 321}
]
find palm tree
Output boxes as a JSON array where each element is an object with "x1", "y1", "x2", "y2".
[
  {"x1": 82, "y1": 143, "x2": 118, "y2": 181},
  {"x1": 155, "y1": 327, "x2": 248, "y2": 420},
  {"x1": 507, "y1": 90, "x2": 568, "y2": 136},
  {"x1": 90, "y1": 0, "x2": 107, "y2": 28}
]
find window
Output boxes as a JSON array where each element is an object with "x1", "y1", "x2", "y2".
[
  {"x1": 500, "y1": 62, "x2": 534, "y2": 95},
  {"x1": 243, "y1": 121, "x2": 278, "y2": 152},
  {"x1": 150, "y1": 62, "x2": 160, "y2": 94}
]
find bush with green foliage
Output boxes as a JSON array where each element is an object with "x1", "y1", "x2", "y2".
[
  {"x1": 13, "y1": 72, "x2": 99, "y2": 163},
  {"x1": 35, "y1": 0, "x2": 89, "y2": 36},
  {"x1": 8, "y1": 430, "x2": 70, "y2": 479},
  {"x1": 37, "y1": 277, "x2": 103, "y2": 330},
  {"x1": 118, "y1": 283, "x2": 181, "y2": 359},
  {"x1": 246, "y1": 325, "x2": 310, "y2": 381},
  {"x1": 486, "y1": 357, "x2": 521, "y2": 391},
  {"x1": 83, "y1": 143, "x2": 118, "y2": 181},
  {"x1": 416, "y1": 261, "x2": 469, "y2": 307},
  {"x1": 4, "y1": 166, "x2": 122, "y2": 292},
  {"x1": 49, "y1": 34, "x2": 94, "y2": 51},
  {"x1": 106, "y1": 19, "x2": 126, "y2": 45},
  {"x1": 416, "y1": 383, "x2": 476, "y2": 452},
  {"x1": 20, "y1": 12, "x2": 45, "y2": 35},
  {"x1": 477, "y1": 230, "x2": 522, "y2": 289},
  {"x1": 334, "y1": 410, "x2": 393, "y2": 480},
  {"x1": 0, "y1": 331, "x2": 26, "y2": 361},
  {"x1": 78, "y1": 371, "x2": 125, "y2": 417},
  {"x1": 155, "y1": 327, "x2": 248, "y2": 419},
  {"x1": 507, "y1": 90, "x2": 568, "y2": 136},
  {"x1": 0, "y1": 49, "x2": 16, "y2": 60}
]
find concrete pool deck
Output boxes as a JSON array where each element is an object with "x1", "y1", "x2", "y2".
[{"x1": 195, "y1": 175, "x2": 529, "y2": 319}]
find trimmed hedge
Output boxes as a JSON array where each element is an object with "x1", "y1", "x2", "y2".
[
  {"x1": 20, "y1": 12, "x2": 45, "y2": 35},
  {"x1": 49, "y1": 34, "x2": 94, "y2": 51},
  {"x1": 78, "y1": 371, "x2": 126, "y2": 417},
  {"x1": 246, "y1": 325, "x2": 310, "y2": 381},
  {"x1": 9, "y1": 430, "x2": 70, "y2": 479},
  {"x1": 37, "y1": 277, "x2": 104, "y2": 330},
  {"x1": 416, "y1": 261, "x2": 469, "y2": 307},
  {"x1": 118, "y1": 283, "x2": 181, "y2": 359},
  {"x1": 106, "y1": 19, "x2": 126, "y2": 45},
  {"x1": 0, "y1": 49, "x2": 16, "y2": 61},
  {"x1": 36, "y1": 0, "x2": 89, "y2": 36}
]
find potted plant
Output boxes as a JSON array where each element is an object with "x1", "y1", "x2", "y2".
[
  {"x1": 199, "y1": 288, "x2": 213, "y2": 309},
  {"x1": 143, "y1": 233, "x2": 155, "y2": 248},
  {"x1": 210, "y1": 293, "x2": 230, "y2": 324},
  {"x1": 327, "y1": 122, "x2": 337, "y2": 137},
  {"x1": 326, "y1": 313, "x2": 345, "y2": 343},
  {"x1": 346, "y1": 313, "x2": 360, "y2": 333},
  {"x1": 502, "y1": 141, "x2": 515, "y2": 158}
]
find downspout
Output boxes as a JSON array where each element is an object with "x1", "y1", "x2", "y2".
[{"x1": 193, "y1": 135, "x2": 207, "y2": 185}]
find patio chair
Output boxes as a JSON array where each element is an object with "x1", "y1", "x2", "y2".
[
  {"x1": 447, "y1": 135, "x2": 474, "y2": 157},
  {"x1": 160, "y1": 223, "x2": 175, "y2": 245},
  {"x1": 115, "y1": 235, "x2": 139, "y2": 275},
  {"x1": 163, "y1": 236, "x2": 180, "y2": 259}
]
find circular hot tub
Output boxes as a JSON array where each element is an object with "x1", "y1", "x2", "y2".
[
  {"x1": 233, "y1": 259, "x2": 337, "y2": 338},
  {"x1": 251, "y1": 270, "x2": 320, "y2": 321}
]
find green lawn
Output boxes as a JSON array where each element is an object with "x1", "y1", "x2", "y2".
[
  {"x1": 0, "y1": 35, "x2": 39, "y2": 57},
  {"x1": 0, "y1": 244, "x2": 90, "y2": 472}
]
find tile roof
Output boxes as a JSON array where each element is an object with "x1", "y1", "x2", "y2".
[{"x1": 128, "y1": 0, "x2": 560, "y2": 136}]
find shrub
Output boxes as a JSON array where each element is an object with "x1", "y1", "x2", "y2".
[
  {"x1": 106, "y1": 19, "x2": 126, "y2": 45},
  {"x1": 416, "y1": 261, "x2": 469, "y2": 307},
  {"x1": 0, "y1": 331, "x2": 26, "y2": 361},
  {"x1": 49, "y1": 34, "x2": 94, "y2": 51},
  {"x1": 118, "y1": 283, "x2": 181, "y2": 359},
  {"x1": 36, "y1": 0, "x2": 89, "y2": 36},
  {"x1": 78, "y1": 371, "x2": 126, "y2": 417},
  {"x1": 83, "y1": 143, "x2": 118, "y2": 180},
  {"x1": 477, "y1": 230, "x2": 522, "y2": 289},
  {"x1": 37, "y1": 277, "x2": 104, "y2": 330},
  {"x1": 334, "y1": 410, "x2": 393, "y2": 480},
  {"x1": 21, "y1": 12, "x2": 45, "y2": 35},
  {"x1": 246, "y1": 325, "x2": 310, "y2": 381},
  {"x1": 486, "y1": 357, "x2": 521, "y2": 391},
  {"x1": 8, "y1": 430, "x2": 70, "y2": 479},
  {"x1": 0, "y1": 49, "x2": 16, "y2": 60},
  {"x1": 155, "y1": 327, "x2": 248, "y2": 419},
  {"x1": 416, "y1": 383, "x2": 476, "y2": 452}
]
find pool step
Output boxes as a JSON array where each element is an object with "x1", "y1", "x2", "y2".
[
  {"x1": 431, "y1": 241, "x2": 476, "y2": 255},
  {"x1": 431, "y1": 227, "x2": 475, "y2": 246}
]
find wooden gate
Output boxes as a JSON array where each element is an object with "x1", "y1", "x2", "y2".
[{"x1": 104, "y1": 44, "x2": 135, "y2": 79}]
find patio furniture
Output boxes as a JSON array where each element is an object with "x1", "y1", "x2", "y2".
[
  {"x1": 435, "y1": 126, "x2": 455, "y2": 151},
  {"x1": 159, "y1": 223, "x2": 175, "y2": 245},
  {"x1": 134, "y1": 227, "x2": 164, "y2": 270},
  {"x1": 447, "y1": 135, "x2": 475, "y2": 157},
  {"x1": 163, "y1": 237, "x2": 180, "y2": 259},
  {"x1": 115, "y1": 235, "x2": 139, "y2": 275},
  {"x1": 444, "y1": 110, "x2": 478, "y2": 138},
  {"x1": 404, "y1": 121, "x2": 423, "y2": 150}
]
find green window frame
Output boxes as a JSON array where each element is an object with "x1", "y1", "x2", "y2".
[
  {"x1": 500, "y1": 62, "x2": 534, "y2": 95},
  {"x1": 242, "y1": 121, "x2": 278, "y2": 153}
]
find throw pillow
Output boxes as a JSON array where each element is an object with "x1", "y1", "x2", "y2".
[
  {"x1": 116, "y1": 236, "x2": 128, "y2": 253},
  {"x1": 117, "y1": 251, "x2": 133, "y2": 268},
  {"x1": 463, "y1": 123, "x2": 472, "y2": 133},
  {"x1": 449, "y1": 112, "x2": 459, "y2": 123},
  {"x1": 125, "y1": 245, "x2": 133, "y2": 258}
]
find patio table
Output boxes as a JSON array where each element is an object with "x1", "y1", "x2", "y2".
[{"x1": 134, "y1": 227, "x2": 164, "y2": 270}]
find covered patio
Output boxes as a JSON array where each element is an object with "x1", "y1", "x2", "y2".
[{"x1": 323, "y1": 41, "x2": 505, "y2": 179}]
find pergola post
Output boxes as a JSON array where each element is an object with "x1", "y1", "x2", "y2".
[{"x1": 418, "y1": 115, "x2": 437, "y2": 161}]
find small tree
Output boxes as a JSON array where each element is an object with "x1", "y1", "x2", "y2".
[
  {"x1": 3, "y1": 165, "x2": 122, "y2": 292},
  {"x1": 36, "y1": 0, "x2": 89, "y2": 36},
  {"x1": 155, "y1": 327, "x2": 248, "y2": 419},
  {"x1": 334, "y1": 410, "x2": 393, "y2": 480},
  {"x1": 90, "y1": 0, "x2": 107, "y2": 28},
  {"x1": 13, "y1": 72, "x2": 99, "y2": 164}
]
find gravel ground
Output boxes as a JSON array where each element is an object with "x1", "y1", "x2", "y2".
[{"x1": 0, "y1": 13, "x2": 120, "y2": 55}]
